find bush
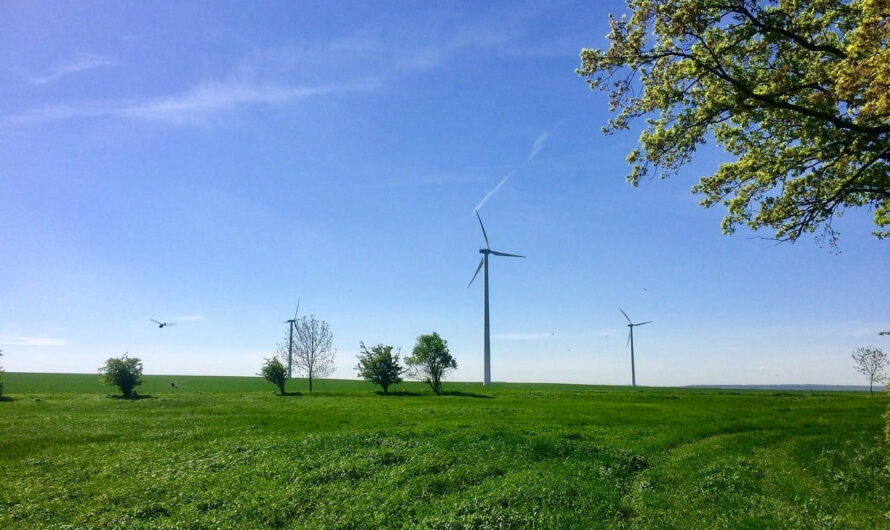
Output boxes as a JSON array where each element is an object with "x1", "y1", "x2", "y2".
[
  {"x1": 260, "y1": 357, "x2": 288, "y2": 395},
  {"x1": 98, "y1": 354, "x2": 143, "y2": 398},
  {"x1": 406, "y1": 332, "x2": 457, "y2": 395},
  {"x1": 355, "y1": 342, "x2": 404, "y2": 393}
]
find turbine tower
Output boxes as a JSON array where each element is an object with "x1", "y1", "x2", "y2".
[
  {"x1": 284, "y1": 300, "x2": 300, "y2": 378},
  {"x1": 620, "y1": 308, "x2": 652, "y2": 387},
  {"x1": 468, "y1": 210, "x2": 524, "y2": 386}
]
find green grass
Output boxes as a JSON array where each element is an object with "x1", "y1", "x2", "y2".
[{"x1": 1, "y1": 373, "x2": 888, "y2": 529}]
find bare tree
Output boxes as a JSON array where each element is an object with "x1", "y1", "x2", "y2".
[
  {"x1": 293, "y1": 315, "x2": 335, "y2": 392},
  {"x1": 851, "y1": 347, "x2": 887, "y2": 398}
]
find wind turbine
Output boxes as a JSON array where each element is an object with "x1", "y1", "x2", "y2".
[
  {"x1": 467, "y1": 210, "x2": 524, "y2": 386},
  {"x1": 150, "y1": 318, "x2": 176, "y2": 328},
  {"x1": 619, "y1": 308, "x2": 652, "y2": 387},
  {"x1": 284, "y1": 300, "x2": 300, "y2": 378}
]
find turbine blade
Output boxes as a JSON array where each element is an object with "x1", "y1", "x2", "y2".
[
  {"x1": 619, "y1": 308, "x2": 631, "y2": 324},
  {"x1": 150, "y1": 318, "x2": 161, "y2": 325},
  {"x1": 167, "y1": 323, "x2": 177, "y2": 326},
  {"x1": 636, "y1": 321, "x2": 653, "y2": 326},
  {"x1": 475, "y1": 210, "x2": 490, "y2": 248},
  {"x1": 467, "y1": 258, "x2": 484, "y2": 288},
  {"x1": 626, "y1": 330, "x2": 632, "y2": 347},
  {"x1": 490, "y1": 250, "x2": 525, "y2": 258},
  {"x1": 294, "y1": 299, "x2": 300, "y2": 320}
]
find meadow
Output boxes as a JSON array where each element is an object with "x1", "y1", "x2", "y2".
[{"x1": 1, "y1": 373, "x2": 888, "y2": 529}]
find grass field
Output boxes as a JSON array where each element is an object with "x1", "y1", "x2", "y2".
[{"x1": 1, "y1": 373, "x2": 888, "y2": 529}]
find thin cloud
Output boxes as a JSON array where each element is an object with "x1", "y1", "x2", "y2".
[
  {"x1": 30, "y1": 53, "x2": 117, "y2": 85},
  {"x1": 10, "y1": 22, "x2": 517, "y2": 128},
  {"x1": 400, "y1": 26, "x2": 518, "y2": 71},
  {"x1": 528, "y1": 130, "x2": 553, "y2": 159},
  {"x1": 0, "y1": 334, "x2": 66, "y2": 346},
  {"x1": 4, "y1": 78, "x2": 380, "y2": 126},
  {"x1": 474, "y1": 123, "x2": 561, "y2": 212}
]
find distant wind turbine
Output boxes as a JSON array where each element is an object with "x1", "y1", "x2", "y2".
[
  {"x1": 150, "y1": 318, "x2": 176, "y2": 328},
  {"x1": 467, "y1": 210, "x2": 524, "y2": 386},
  {"x1": 284, "y1": 300, "x2": 300, "y2": 378},
  {"x1": 619, "y1": 308, "x2": 652, "y2": 387}
]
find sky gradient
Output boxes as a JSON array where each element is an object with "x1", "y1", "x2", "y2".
[{"x1": 2, "y1": 0, "x2": 888, "y2": 386}]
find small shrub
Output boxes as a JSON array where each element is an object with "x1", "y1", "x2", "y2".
[
  {"x1": 98, "y1": 354, "x2": 143, "y2": 398},
  {"x1": 260, "y1": 357, "x2": 288, "y2": 395},
  {"x1": 405, "y1": 332, "x2": 456, "y2": 395},
  {"x1": 355, "y1": 342, "x2": 404, "y2": 393}
]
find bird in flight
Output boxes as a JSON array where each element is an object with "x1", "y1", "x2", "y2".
[{"x1": 150, "y1": 318, "x2": 177, "y2": 328}]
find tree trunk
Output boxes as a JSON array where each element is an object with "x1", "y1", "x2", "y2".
[{"x1": 309, "y1": 368, "x2": 313, "y2": 392}]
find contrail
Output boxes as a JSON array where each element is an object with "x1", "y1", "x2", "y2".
[{"x1": 474, "y1": 124, "x2": 560, "y2": 212}]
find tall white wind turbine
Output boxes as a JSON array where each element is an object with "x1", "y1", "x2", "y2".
[
  {"x1": 468, "y1": 210, "x2": 524, "y2": 386},
  {"x1": 284, "y1": 300, "x2": 300, "y2": 378},
  {"x1": 620, "y1": 308, "x2": 652, "y2": 387}
]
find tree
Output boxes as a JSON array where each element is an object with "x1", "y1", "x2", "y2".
[
  {"x1": 0, "y1": 349, "x2": 5, "y2": 397},
  {"x1": 577, "y1": 0, "x2": 890, "y2": 247},
  {"x1": 851, "y1": 346, "x2": 887, "y2": 397},
  {"x1": 260, "y1": 357, "x2": 289, "y2": 395},
  {"x1": 405, "y1": 332, "x2": 457, "y2": 395},
  {"x1": 355, "y1": 342, "x2": 405, "y2": 393},
  {"x1": 99, "y1": 354, "x2": 143, "y2": 398},
  {"x1": 292, "y1": 315, "x2": 336, "y2": 392}
]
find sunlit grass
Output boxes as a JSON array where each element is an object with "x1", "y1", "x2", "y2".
[{"x1": 1, "y1": 373, "x2": 887, "y2": 528}]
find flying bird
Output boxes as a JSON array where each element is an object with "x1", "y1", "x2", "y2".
[{"x1": 150, "y1": 318, "x2": 177, "y2": 328}]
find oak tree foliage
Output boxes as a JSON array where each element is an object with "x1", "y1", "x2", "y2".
[{"x1": 578, "y1": 0, "x2": 890, "y2": 245}]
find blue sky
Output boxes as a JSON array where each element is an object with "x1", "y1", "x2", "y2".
[{"x1": 1, "y1": 0, "x2": 887, "y2": 386}]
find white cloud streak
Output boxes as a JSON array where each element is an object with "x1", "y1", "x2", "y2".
[
  {"x1": 474, "y1": 124, "x2": 561, "y2": 212},
  {"x1": 168, "y1": 315, "x2": 206, "y2": 322},
  {"x1": 9, "y1": 22, "x2": 519, "y2": 128},
  {"x1": 30, "y1": 53, "x2": 117, "y2": 85},
  {"x1": 4, "y1": 78, "x2": 380, "y2": 126},
  {"x1": 0, "y1": 335, "x2": 67, "y2": 346}
]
